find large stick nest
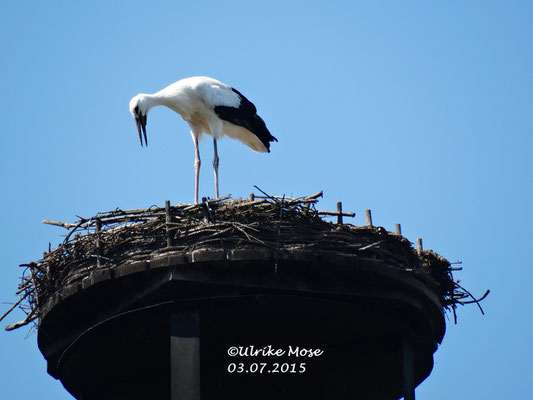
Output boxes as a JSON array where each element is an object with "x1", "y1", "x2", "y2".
[{"x1": 3, "y1": 191, "x2": 488, "y2": 331}]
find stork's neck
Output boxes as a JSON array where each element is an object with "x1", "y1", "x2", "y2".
[
  {"x1": 138, "y1": 93, "x2": 164, "y2": 115},
  {"x1": 150, "y1": 87, "x2": 189, "y2": 116}
]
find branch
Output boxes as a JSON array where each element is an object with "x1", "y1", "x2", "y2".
[
  {"x1": 455, "y1": 283, "x2": 490, "y2": 315},
  {"x1": 5, "y1": 311, "x2": 37, "y2": 331},
  {"x1": 0, "y1": 296, "x2": 25, "y2": 323},
  {"x1": 317, "y1": 210, "x2": 355, "y2": 217},
  {"x1": 42, "y1": 220, "x2": 79, "y2": 229},
  {"x1": 359, "y1": 241, "x2": 384, "y2": 251}
]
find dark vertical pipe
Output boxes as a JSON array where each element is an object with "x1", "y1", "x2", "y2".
[
  {"x1": 402, "y1": 339, "x2": 415, "y2": 400},
  {"x1": 170, "y1": 311, "x2": 200, "y2": 400}
]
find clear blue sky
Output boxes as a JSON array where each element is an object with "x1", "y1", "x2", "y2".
[{"x1": 1, "y1": 1, "x2": 532, "y2": 398}]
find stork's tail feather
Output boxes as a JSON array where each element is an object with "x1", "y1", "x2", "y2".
[{"x1": 215, "y1": 87, "x2": 277, "y2": 152}]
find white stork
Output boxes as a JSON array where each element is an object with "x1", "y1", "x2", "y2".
[{"x1": 129, "y1": 76, "x2": 277, "y2": 203}]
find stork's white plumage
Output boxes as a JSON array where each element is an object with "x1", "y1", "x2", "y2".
[{"x1": 129, "y1": 76, "x2": 277, "y2": 203}]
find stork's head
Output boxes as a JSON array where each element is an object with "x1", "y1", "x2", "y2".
[{"x1": 129, "y1": 94, "x2": 149, "y2": 147}]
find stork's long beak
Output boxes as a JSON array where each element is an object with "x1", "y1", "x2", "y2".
[{"x1": 135, "y1": 115, "x2": 148, "y2": 147}]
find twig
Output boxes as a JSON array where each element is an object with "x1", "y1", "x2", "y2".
[
  {"x1": 233, "y1": 199, "x2": 268, "y2": 208},
  {"x1": 456, "y1": 288, "x2": 491, "y2": 307},
  {"x1": 42, "y1": 220, "x2": 79, "y2": 229},
  {"x1": 274, "y1": 194, "x2": 285, "y2": 274},
  {"x1": 359, "y1": 241, "x2": 384, "y2": 251},
  {"x1": 63, "y1": 217, "x2": 90, "y2": 244},
  {"x1": 317, "y1": 210, "x2": 356, "y2": 217},
  {"x1": 455, "y1": 283, "x2": 490, "y2": 315},
  {"x1": 5, "y1": 311, "x2": 37, "y2": 331},
  {"x1": 253, "y1": 185, "x2": 281, "y2": 204},
  {"x1": 0, "y1": 296, "x2": 26, "y2": 323}
]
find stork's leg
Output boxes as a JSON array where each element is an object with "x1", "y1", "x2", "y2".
[
  {"x1": 193, "y1": 136, "x2": 201, "y2": 204},
  {"x1": 213, "y1": 138, "x2": 220, "y2": 198}
]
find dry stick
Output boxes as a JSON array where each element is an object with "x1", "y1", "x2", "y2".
[
  {"x1": 274, "y1": 195, "x2": 285, "y2": 274},
  {"x1": 201, "y1": 197, "x2": 211, "y2": 222},
  {"x1": 97, "y1": 204, "x2": 164, "y2": 217},
  {"x1": 89, "y1": 215, "x2": 158, "y2": 226},
  {"x1": 0, "y1": 296, "x2": 26, "y2": 323},
  {"x1": 317, "y1": 210, "x2": 356, "y2": 217},
  {"x1": 303, "y1": 190, "x2": 323, "y2": 200},
  {"x1": 63, "y1": 217, "x2": 89, "y2": 244},
  {"x1": 337, "y1": 202, "x2": 343, "y2": 224},
  {"x1": 20, "y1": 262, "x2": 46, "y2": 274},
  {"x1": 263, "y1": 190, "x2": 324, "y2": 203},
  {"x1": 42, "y1": 220, "x2": 79, "y2": 229},
  {"x1": 95, "y1": 219, "x2": 102, "y2": 267},
  {"x1": 165, "y1": 200, "x2": 173, "y2": 247},
  {"x1": 359, "y1": 241, "x2": 383, "y2": 251},
  {"x1": 260, "y1": 191, "x2": 318, "y2": 209},
  {"x1": 254, "y1": 196, "x2": 320, "y2": 205},
  {"x1": 15, "y1": 277, "x2": 33, "y2": 295},
  {"x1": 15, "y1": 284, "x2": 32, "y2": 296},
  {"x1": 116, "y1": 205, "x2": 165, "y2": 223},
  {"x1": 209, "y1": 194, "x2": 232, "y2": 203},
  {"x1": 229, "y1": 221, "x2": 261, "y2": 233},
  {"x1": 416, "y1": 238, "x2": 423, "y2": 255},
  {"x1": 183, "y1": 203, "x2": 202, "y2": 212},
  {"x1": 92, "y1": 213, "x2": 165, "y2": 225},
  {"x1": 29, "y1": 267, "x2": 40, "y2": 308},
  {"x1": 257, "y1": 190, "x2": 324, "y2": 203},
  {"x1": 233, "y1": 199, "x2": 267, "y2": 208},
  {"x1": 253, "y1": 185, "x2": 280, "y2": 204},
  {"x1": 50, "y1": 201, "x2": 216, "y2": 235},
  {"x1": 365, "y1": 209, "x2": 373, "y2": 227},
  {"x1": 395, "y1": 223, "x2": 402, "y2": 235},
  {"x1": 181, "y1": 194, "x2": 230, "y2": 211},
  {"x1": 285, "y1": 198, "x2": 320, "y2": 205},
  {"x1": 5, "y1": 311, "x2": 37, "y2": 331},
  {"x1": 456, "y1": 287, "x2": 491, "y2": 311},
  {"x1": 100, "y1": 207, "x2": 164, "y2": 218},
  {"x1": 232, "y1": 225, "x2": 260, "y2": 244}
]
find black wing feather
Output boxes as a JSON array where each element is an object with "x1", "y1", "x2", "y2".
[{"x1": 214, "y1": 88, "x2": 278, "y2": 152}]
